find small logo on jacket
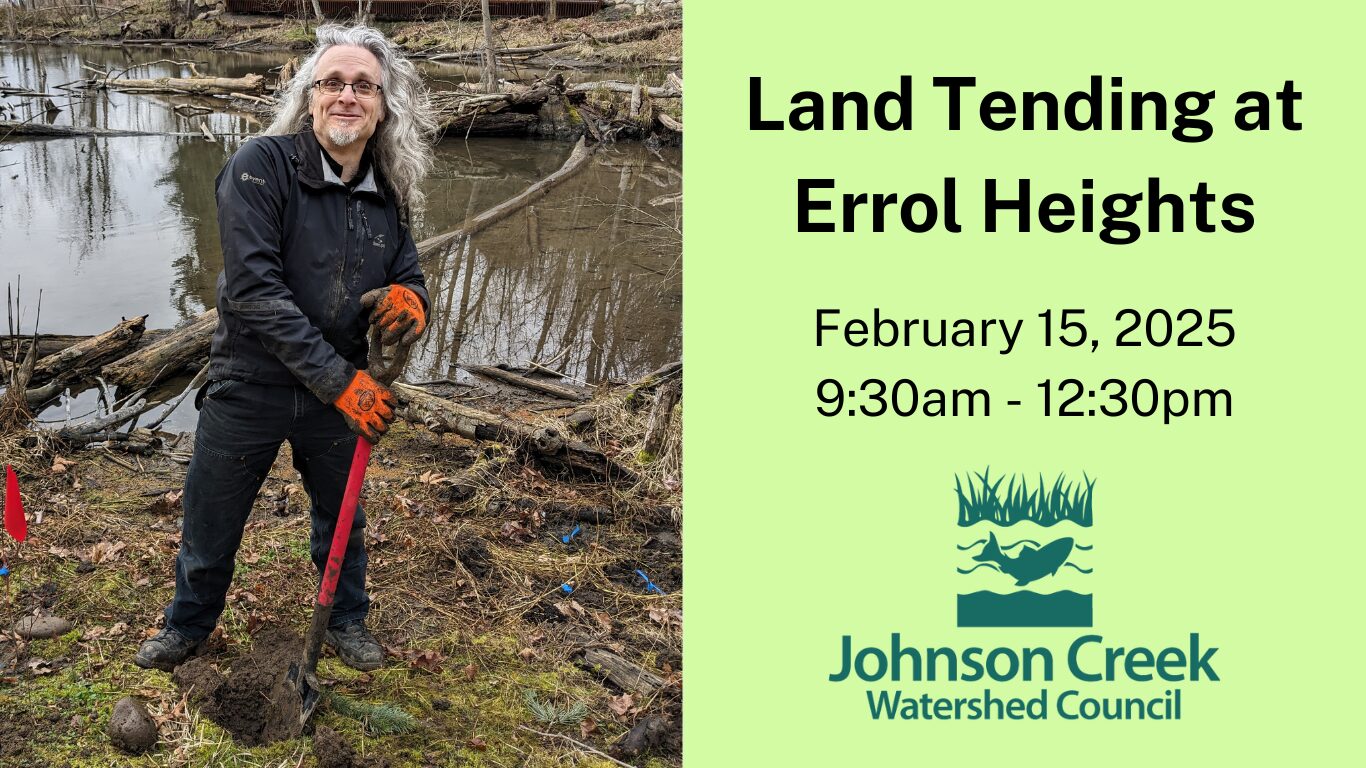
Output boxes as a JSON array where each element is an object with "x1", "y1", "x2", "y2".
[
  {"x1": 240, "y1": 172, "x2": 266, "y2": 186},
  {"x1": 371, "y1": 233, "x2": 385, "y2": 249}
]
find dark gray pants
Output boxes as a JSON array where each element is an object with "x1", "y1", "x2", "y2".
[{"x1": 164, "y1": 379, "x2": 368, "y2": 640}]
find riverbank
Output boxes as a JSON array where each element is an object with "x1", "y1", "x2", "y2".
[
  {"x1": 0, "y1": 360, "x2": 682, "y2": 766},
  {"x1": 3, "y1": 4, "x2": 681, "y2": 69}
]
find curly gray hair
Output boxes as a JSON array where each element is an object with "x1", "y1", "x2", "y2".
[{"x1": 266, "y1": 24, "x2": 436, "y2": 214}]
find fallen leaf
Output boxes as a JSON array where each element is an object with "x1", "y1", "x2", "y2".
[
  {"x1": 553, "y1": 600, "x2": 586, "y2": 619},
  {"x1": 418, "y1": 470, "x2": 448, "y2": 486},
  {"x1": 648, "y1": 608, "x2": 682, "y2": 631},
  {"x1": 409, "y1": 649, "x2": 446, "y2": 673},
  {"x1": 579, "y1": 717, "x2": 597, "y2": 740},
  {"x1": 518, "y1": 647, "x2": 537, "y2": 660},
  {"x1": 462, "y1": 662, "x2": 477, "y2": 681},
  {"x1": 89, "y1": 541, "x2": 126, "y2": 564},
  {"x1": 51, "y1": 456, "x2": 74, "y2": 474},
  {"x1": 591, "y1": 611, "x2": 613, "y2": 633},
  {"x1": 467, "y1": 736, "x2": 487, "y2": 751},
  {"x1": 608, "y1": 693, "x2": 635, "y2": 717}
]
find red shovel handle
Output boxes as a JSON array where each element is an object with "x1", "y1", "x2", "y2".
[{"x1": 317, "y1": 438, "x2": 372, "y2": 607}]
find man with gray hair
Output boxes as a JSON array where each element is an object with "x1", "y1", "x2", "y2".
[{"x1": 135, "y1": 25, "x2": 437, "y2": 672}]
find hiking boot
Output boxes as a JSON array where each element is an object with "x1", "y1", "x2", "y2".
[
  {"x1": 133, "y1": 627, "x2": 202, "y2": 671},
  {"x1": 326, "y1": 622, "x2": 384, "y2": 671}
]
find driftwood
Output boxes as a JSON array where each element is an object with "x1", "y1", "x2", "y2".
[
  {"x1": 102, "y1": 309, "x2": 216, "y2": 391},
  {"x1": 627, "y1": 361, "x2": 681, "y2": 399},
  {"x1": 656, "y1": 112, "x2": 682, "y2": 133},
  {"x1": 393, "y1": 382, "x2": 633, "y2": 481},
  {"x1": 101, "y1": 73, "x2": 265, "y2": 95},
  {"x1": 418, "y1": 136, "x2": 598, "y2": 257},
  {"x1": 578, "y1": 646, "x2": 665, "y2": 696},
  {"x1": 640, "y1": 379, "x2": 680, "y2": 461},
  {"x1": 1, "y1": 333, "x2": 96, "y2": 361},
  {"x1": 568, "y1": 81, "x2": 680, "y2": 99},
  {"x1": 28, "y1": 315, "x2": 146, "y2": 389},
  {"x1": 0, "y1": 120, "x2": 159, "y2": 138},
  {"x1": 465, "y1": 364, "x2": 589, "y2": 402},
  {"x1": 432, "y1": 79, "x2": 559, "y2": 136},
  {"x1": 426, "y1": 18, "x2": 681, "y2": 63}
]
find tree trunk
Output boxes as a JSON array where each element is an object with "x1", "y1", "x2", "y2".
[
  {"x1": 393, "y1": 382, "x2": 634, "y2": 481},
  {"x1": 7, "y1": 4, "x2": 19, "y2": 39},
  {"x1": 26, "y1": 316, "x2": 147, "y2": 389},
  {"x1": 546, "y1": 0, "x2": 556, "y2": 22},
  {"x1": 311, "y1": 0, "x2": 323, "y2": 21},
  {"x1": 101, "y1": 309, "x2": 217, "y2": 391},
  {"x1": 480, "y1": 0, "x2": 498, "y2": 92}
]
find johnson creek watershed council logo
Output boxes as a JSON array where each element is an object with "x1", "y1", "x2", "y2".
[
  {"x1": 824, "y1": 468, "x2": 1222, "y2": 722},
  {"x1": 956, "y1": 468, "x2": 1093, "y2": 627}
]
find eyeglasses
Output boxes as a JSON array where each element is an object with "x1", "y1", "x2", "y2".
[{"x1": 313, "y1": 79, "x2": 382, "y2": 99}]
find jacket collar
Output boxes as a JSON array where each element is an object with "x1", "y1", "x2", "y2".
[{"x1": 291, "y1": 122, "x2": 386, "y2": 202}]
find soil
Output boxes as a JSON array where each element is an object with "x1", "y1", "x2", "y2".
[
  {"x1": 314, "y1": 725, "x2": 390, "y2": 768},
  {"x1": 171, "y1": 628, "x2": 303, "y2": 746},
  {"x1": 0, "y1": 371, "x2": 682, "y2": 765}
]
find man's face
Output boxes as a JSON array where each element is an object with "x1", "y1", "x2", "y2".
[{"x1": 310, "y1": 44, "x2": 385, "y2": 150}]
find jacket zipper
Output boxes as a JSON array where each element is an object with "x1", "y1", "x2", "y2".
[{"x1": 328, "y1": 190, "x2": 356, "y2": 328}]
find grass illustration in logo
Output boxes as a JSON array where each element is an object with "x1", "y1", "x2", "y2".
[{"x1": 956, "y1": 469, "x2": 1094, "y2": 628}]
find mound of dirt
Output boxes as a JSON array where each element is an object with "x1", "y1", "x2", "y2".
[{"x1": 172, "y1": 628, "x2": 303, "y2": 746}]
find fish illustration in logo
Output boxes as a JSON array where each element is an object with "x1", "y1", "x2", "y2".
[{"x1": 972, "y1": 531, "x2": 1073, "y2": 587}]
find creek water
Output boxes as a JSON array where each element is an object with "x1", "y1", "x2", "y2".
[{"x1": 0, "y1": 44, "x2": 680, "y2": 430}]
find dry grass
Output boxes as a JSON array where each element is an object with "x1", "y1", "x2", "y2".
[{"x1": 0, "y1": 385, "x2": 681, "y2": 767}]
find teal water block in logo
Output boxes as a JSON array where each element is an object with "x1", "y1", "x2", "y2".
[{"x1": 956, "y1": 469, "x2": 1094, "y2": 628}]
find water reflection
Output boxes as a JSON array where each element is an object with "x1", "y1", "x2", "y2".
[{"x1": 1, "y1": 44, "x2": 681, "y2": 430}]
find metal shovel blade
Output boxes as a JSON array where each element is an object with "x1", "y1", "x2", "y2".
[{"x1": 289, "y1": 660, "x2": 324, "y2": 726}]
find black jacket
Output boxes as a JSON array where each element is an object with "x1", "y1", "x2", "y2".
[{"x1": 207, "y1": 126, "x2": 428, "y2": 403}]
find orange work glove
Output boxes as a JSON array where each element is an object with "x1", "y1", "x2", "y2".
[
  {"x1": 333, "y1": 370, "x2": 397, "y2": 443},
  {"x1": 360, "y1": 284, "x2": 427, "y2": 346}
]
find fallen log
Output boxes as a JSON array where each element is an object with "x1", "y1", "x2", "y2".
[
  {"x1": 1, "y1": 333, "x2": 94, "y2": 361},
  {"x1": 626, "y1": 361, "x2": 681, "y2": 404},
  {"x1": 425, "y1": 18, "x2": 681, "y2": 63},
  {"x1": 441, "y1": 110, "x2": 540, "y2": 137},
  {"x1": 568, "y1": 81, "x2": 680, "y2": 99},
  {"x1": 656, "y1": 112, "x2": 682, "y2": 133},
  {"x1": 101, "y1": 309, "x2": 216, "y2": 391},
  {"x1": 465, "y1": 364, "x2": 589, "y2": 402},
  {"x1": 640, "y1": 379, "x2": 680, "y2": 461},
  {"x1": 0, "y1": 121, "x2": 160, "y2": 138},
  {"x1": 432, "y1": 80, "x2": 559, "y2": 136},
  {"x1": 577, "y1": 646, "x2": 665, "y2": 696},
  {"x1": 393, "y1": 382, "x2": 633, "y2": 481},
  {"x1": 418, "y1": 136, "x2": 598, "y2": 257},
  {"x1": 100, "y1": 73, "x2": 265, "y2": 95},
  {"x1": 28, "y1": 316, "x2": 146, "y2": 389}
]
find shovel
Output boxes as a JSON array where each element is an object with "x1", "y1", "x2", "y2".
[{"x1": 271, "y1": 328, "x2": 410, "y2": 735}]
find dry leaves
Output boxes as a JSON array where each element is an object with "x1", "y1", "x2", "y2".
[
  {"x1": 579, "y1": 717, "x2": 598, "y2": 740},
  {"x1": 50, "y1": 456, "x2": 74, "y2": 473},
  {"x1": 648, "y1": 607, "x2": 682, "y2": 632},
  {"x1": 607, "y1": 693, "x2": 635, "y2": 717},
  {"x1": 88, "y1": 541, "x2": 126, "y2": 564},
  {"x1": 418, "y1": 470, "x2": 448, "y2": 486},
  {"x1": 462, "y1": 662, "x2": 478, "y2": 681}
]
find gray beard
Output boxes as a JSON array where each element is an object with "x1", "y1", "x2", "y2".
[{"x1": 327, "y1": 124, "x2": 362, "y2": 147}]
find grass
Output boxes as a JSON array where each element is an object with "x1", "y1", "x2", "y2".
[
  {"x1": 955, "y1": 467, "x2": 1094, "y2": 527},
  {"x1": 0, "y1": 390, "x2": 680, "y2": 767}
]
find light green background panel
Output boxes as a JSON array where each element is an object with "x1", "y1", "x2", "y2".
[{"x1": 687, "y1": 1, "x2": 1363, "y2": 766}]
